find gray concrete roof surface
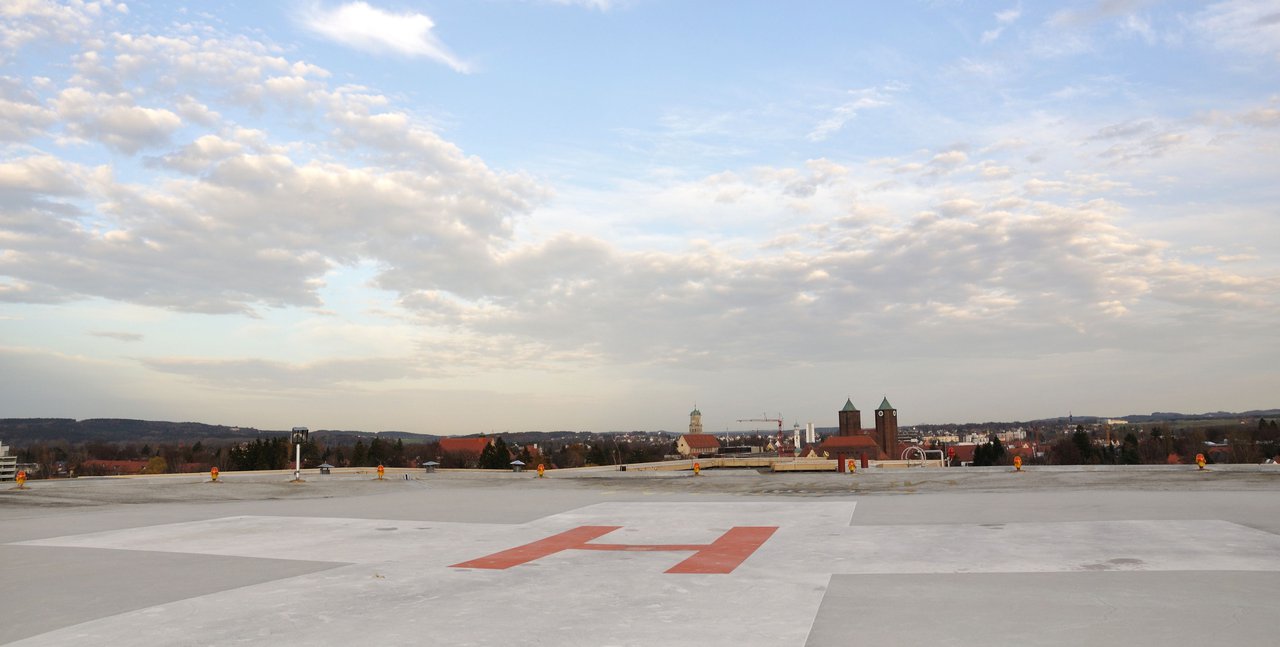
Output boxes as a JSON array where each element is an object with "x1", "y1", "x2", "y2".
[{"x1": 3, "y1": 466, "x2": 1279, "y2": 645}]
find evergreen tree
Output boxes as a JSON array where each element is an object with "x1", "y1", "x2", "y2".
[
  {"x1": 474, "y1": 436, "x2": 512, "y2": 469},
  {"x1": 972, "y1": 435, "x2": 1006, "y2": 466},
  {"x1": 1120, "y1": 432, "x2": 1141, "y2": 464},
  {"x1": 393, "y1": 439, "x2": 406, "y2": 467},
  {"x1": 500, "y1": 437, "x2": 512, "y2": 466},
  {"x1": 1072, "y1": 427, "x2": 1094, "y2": 463}
]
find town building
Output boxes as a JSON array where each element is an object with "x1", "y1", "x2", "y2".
[
  {"x1": 689, "y1": 406, "x2": 703, "y2": 434},
  {"x1": 818, "y1": 397, "x2": 901, "y2": 471},
  {"x1": 0, "y1": 440, "x2": 16, "y2": 481},
  {"x1": 677, "y1": 434, "x2": 720, "y2": 457},
  {"x1": 873, "y1": 397, "x2": 899, "y2": 460}
]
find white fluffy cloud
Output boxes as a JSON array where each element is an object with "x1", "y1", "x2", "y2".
[
  {"x1": 301, "y1": 2, "x2": 470, "y2": 72},
  {"x1": 53, "y1": 88, "x2": 183, "y2": 153},
  {"x1": 0, "y1": 7, "x2": 536, "y2": 315}
]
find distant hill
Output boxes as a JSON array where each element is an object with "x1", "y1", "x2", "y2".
[
  {"x1": 1030, "y1": 409, "x2": 1280, "y2": 425},
  {"x1": 1122, "y1": 409, "x2": 1280, "y2": 423},
  {"x1": 0, "y1": 418, "x2": 440, "y2": 447}
]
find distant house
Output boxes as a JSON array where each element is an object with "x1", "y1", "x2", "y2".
[
  {"x1": 677, "y1": 434, "x2": 720, "y2": 457},
  {"x1": 439, "y1": 437, "x2": 491, "y2": 462},
  {"x1": 1007, "y1": 443, "x2": 1038, "y2": 462},
  {"x1": 948, "y1": 443, "x2": 977, "y2": 465}
]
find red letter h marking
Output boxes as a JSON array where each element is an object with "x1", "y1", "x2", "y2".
[{"x1": 451, "y1": 525, "x2": 778, "y2": 574}]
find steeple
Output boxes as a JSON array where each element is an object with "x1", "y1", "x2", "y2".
[
  {"x1": 874, "y1": 396, "x2": 898, "y2": 459},
  {"x1": 837, "y1": 398, "x2": 861, "y2": 437}
]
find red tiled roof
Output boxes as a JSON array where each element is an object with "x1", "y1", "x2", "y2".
[
  {"x1": 1008, "y1": 445, "x2": 1035, "y2": 459},
  {"x1": 949, "y1": 444, "x2": 977, "y2": 462},
  {"x1": 680, "y1": 434, "x2": 721, "y2": 449},
  {"x1": 439, "y1": 437, "x2": 491, "y2": 457},
  {"x1": 819, "y1": 435, "x2": 880, "y2": 451}
]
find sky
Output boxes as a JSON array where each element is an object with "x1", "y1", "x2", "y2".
[{"x1": 1, "y1": 0, "x2": 1278, "y2": 434}]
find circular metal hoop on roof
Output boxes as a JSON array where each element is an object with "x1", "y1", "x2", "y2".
[{"x1": 901, "y1": 446, "x2": 926, "y2": 467}]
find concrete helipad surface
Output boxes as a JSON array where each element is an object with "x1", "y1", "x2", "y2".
[{"x1": 3, "y1": 468, "x2": 1280, "y2": 645}]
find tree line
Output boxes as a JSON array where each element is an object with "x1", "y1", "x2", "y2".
[
  {"x1": 962, "y1": 421, "x2": 1280, "y2": 467},
  {"x1": 9, "y1": 433, "x2": 676, "y2": 478}
]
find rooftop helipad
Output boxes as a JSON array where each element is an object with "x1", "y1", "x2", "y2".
[{"x1": 3, "y1": 468, "x2": 1279, "y2": 645}]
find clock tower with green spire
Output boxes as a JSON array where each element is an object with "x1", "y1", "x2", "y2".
[{"x1": 874, "y1": 396, "x2": 898, "y2": 459}]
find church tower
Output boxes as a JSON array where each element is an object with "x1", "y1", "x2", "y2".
[
  {"x1": 874, "y1": 397, "x2": 898, "y2": 459},
  {"x1": 837, "y1": 399, "x2": 861, "y2": 437},
  {"x1": 689, "y1": 406, "x2": 703, "y2": 434}
]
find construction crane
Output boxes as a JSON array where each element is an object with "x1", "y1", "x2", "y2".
[{"x1": 737, "y1": 414, "x2": 784, "y2": 450}]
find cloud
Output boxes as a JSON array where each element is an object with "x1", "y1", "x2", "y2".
[
  {"x1": 0, "y1": 0, "x2": 1276, "y2": 393},
  {"x1": 0, "y1": 77, "x2": 56, "y2": 141},
  {"x1": 1120, "y1": 13, "x2": 1156, "y2": 44},
  {"x1": 90, "y1": 331, "x2": 143, "y2": 342},
  {"x1": 926, "y1": 150, "x2": 969, "y2": 176},
  {"x1": 1048, "y1": 0, "x2": 1155, "y2": 29},
  {"x1": 981, "y1": 3, "x2": 1022, "y2": 43},
  {"x1": 542, "y1": 0, "x2": 618, "y2": 9},
  {"x1": 978, "y1": 162, "x2": 1013, "y2": 180},
  {"x1": 0, "y1": 0, "x2": 100, "y2": 59},
  {"x1": 1097, "y1": 132, "x2": 1187, "y2": 163},
  {"x1": 1239, "y1": 106, "x2": 1280, "y2": 127},
  {"x1": 0, "y1": 346, "x2": 152, "y2": 418},
  {"x1": 807, "y1": 85, "x2": 900, "y2": 142},
  {"x1": 376, "y1": 154, "x2": 1275, "y2": 370},
  {"x1": 1089, "y1": 119, "x2": 1154, "y2": 140},
  {"x1": 0, "y1": 155, "x2": 87, "y2": 196},
  {"x1": 53, "y1": 88, "x2": 183, "y2": 154},
  {"x1": 301, "y1": 2, "x2": 470, "y2": 72},
  {"x1": 1193, "y1": 0, "x2": 1280, "y2": 60},
  {"x1": 0, "y1": 9, "x2": 540, "y2": 315},
  {"x1": 1030, "y1": 1, "x2": 1159, "y2": 58},
  {"x1": 995, "y1": 5, "x2": 1023, "y2": 24},
  {"x1": 141, "y1": 356, "x2": 426, "y2": 390}
]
